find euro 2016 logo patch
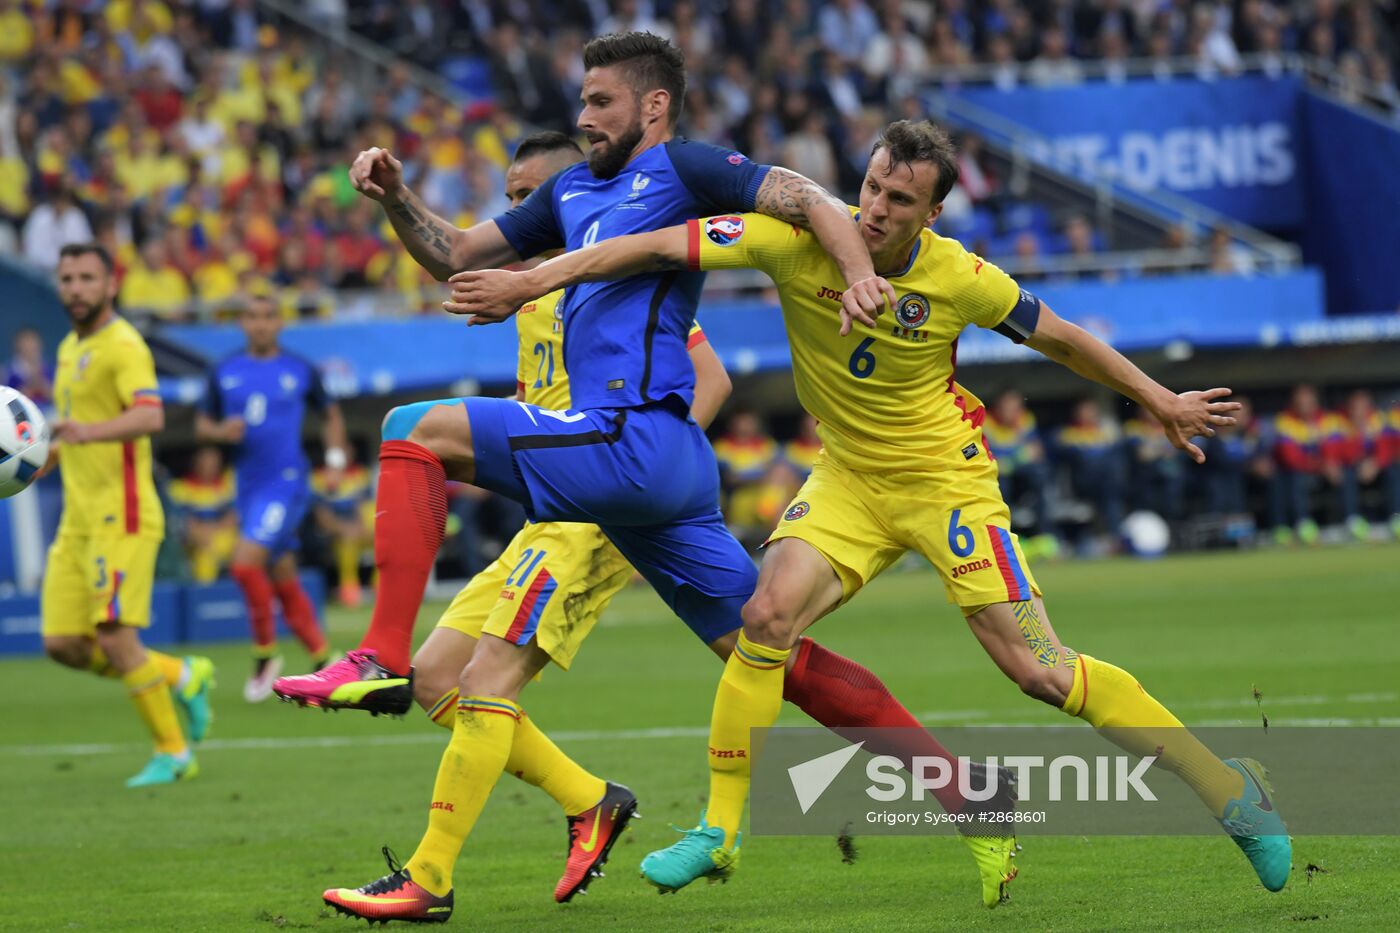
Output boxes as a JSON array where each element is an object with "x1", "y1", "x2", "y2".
[
  {"x1": 705, "y1": 216, "x2": 745, "y2": 246},
  {"x1": 895, "y1": 293, "x2": 931, "y2": 329},
  {"x1": 784, "y1": 500, "x2": 810, "y2": 522}
]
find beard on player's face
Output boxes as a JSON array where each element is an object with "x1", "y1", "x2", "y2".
[
  {"x1": 63, "y1": 298, "x2": 104, "y2": 327},
  {"x1": 587, "y1": 111, "x2": 645, "y2": 179}
]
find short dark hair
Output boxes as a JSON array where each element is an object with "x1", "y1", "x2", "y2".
[
  {"x1": 58, "y1": 242, "x2": 114, "y2": 274},
  {"x1": 512, "y1": 131, "x2": 584, "y2": 165},
  {"x1": 871, "y1": 120, "x2": 960, "y2": 207},
  {"x1": 583, "y1": 31, "x2": 687, "y2": 126}
]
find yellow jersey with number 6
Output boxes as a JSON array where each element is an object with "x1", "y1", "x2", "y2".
[
  {"x1": 688, "y1": 212, "x2": 1034, "y2": 473},
  {"x1": 53, "y1": 315, "x2": 165, "y2": 538}
]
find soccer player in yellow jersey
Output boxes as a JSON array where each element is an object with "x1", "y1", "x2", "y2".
[
  {"x1": 320, "y1": 130, "x2": 1021, "y2": 923},
  {"x1": 41, "y1": 243, "x2": 214, "y2": 788},
  {"x1": 449, "y1": 120, "x2": 1292, "y2": 897}
]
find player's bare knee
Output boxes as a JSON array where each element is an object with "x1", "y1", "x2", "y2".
[
  {"x1": 44, "y1": 637, "x2": 89, "y2": 670},
  {"x1": 1016, "y1": 664, "x2": 1069, "y2": 706},
  {"x1": 412, "y1": 654, "x2": 462, "y2": 711},
  {"x1": 740, "y1": 592, "x2": 799, "y2": 648}
]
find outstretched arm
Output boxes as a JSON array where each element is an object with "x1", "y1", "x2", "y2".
[
  {"x1": 687, "y1": 335, "x2": 732, "y2": 430},
  {"x1": 752, "y1": 167, "x2": 894, "y2": 335},
  {"x1": 441, "y1": 226, "x2": 691, "y2": 322},
  {"x1": 1026, "y1": 303, "x2": 1240, "y2": 463},
  {"x1": 350, "y1": 147, "x2": 519, "y2": 280}
]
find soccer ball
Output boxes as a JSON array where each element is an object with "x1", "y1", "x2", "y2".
[{"x1": 0, "y1": 387, "x2": 50, "y2": 499}]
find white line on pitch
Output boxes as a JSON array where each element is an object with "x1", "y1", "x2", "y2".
[{"x1": 5, "y1": 691, "x2": 1398, "y2": 758}]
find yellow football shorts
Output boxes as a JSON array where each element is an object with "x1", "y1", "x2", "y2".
[
  {"x1": 767, "y1": 449, "x2": 1042, "y2": 610},
  {"x1": 41, "y1": 534, "x2": 161, "y2": 635},
  {"x1": 435, "y1": 520, "x2": 634, "y2": 670}
]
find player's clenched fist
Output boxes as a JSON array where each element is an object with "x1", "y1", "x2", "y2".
[
  {"x1": 443, "y1": 269, "x2": 534, "y2": 325},
  {"x1": 839, "y1": 275, "x2": 898, "y2": 337},
  {"x1": 349, "y1": 147, "x2": 405, "y2": 202}
]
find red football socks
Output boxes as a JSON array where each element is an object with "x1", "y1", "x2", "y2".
[
  {"x1": 273, "y1": 575, "x2": 327, "y2": 656},
  {"x1": 230, "y1": 563, "x2": 276, "y2": 650},
  {"x1": 784, "y1": 637, "x2": 969, "y2": 814},
  {"x1": 358, "y1": 441, "x2": 447, "y2": 674}
]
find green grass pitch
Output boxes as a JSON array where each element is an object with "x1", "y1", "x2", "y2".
[{"x1": 3, "y1": 544, "x2": 1399, "y2": 931}]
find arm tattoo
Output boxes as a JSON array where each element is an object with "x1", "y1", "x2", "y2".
[
  {"x1": 1013, "y1": 600, "x2": 1060, "y2": 668},
  {"x1": 385, "y1": 187, "x2": 458, "y2": 279},
  {"x1": 753, "y1": 166, "x2": 847, "y2": 228}
]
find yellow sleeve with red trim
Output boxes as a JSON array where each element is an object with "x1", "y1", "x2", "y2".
[
  {"x1": 686, "y1": 212, "x2": 820, "y2": 284},
  {"x1": 114, "y1": 332, "x2": 161, "y2": 408},
  {"x1": 952, "y1": 251, "x2": 1024, "y2": 331}
]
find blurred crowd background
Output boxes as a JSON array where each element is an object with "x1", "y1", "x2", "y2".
[{"x1": 5, "y1": 0, "x2": 1399, "y2": 320}]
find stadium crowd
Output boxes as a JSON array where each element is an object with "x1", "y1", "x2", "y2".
[{"x1": 5, "y1": 0, "x2": 1399, "y2": 322}]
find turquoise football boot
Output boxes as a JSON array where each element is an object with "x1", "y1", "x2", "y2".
[
  {"x1": 126, "y1": 752, "x2": 199, "y2": 788},
  {"x1": 640, "y1": 812, "x2": 739, "y2": 893},
  {"x1": 1219, "y1": 757, "x2": 1291, "y2": 892},
  {"x1": 175, "y1": 655, "x2": 215, "y2": 743}
]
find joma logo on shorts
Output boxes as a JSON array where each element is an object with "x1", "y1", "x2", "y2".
[
  {"x1": 950, "y1": 559, "x2": 992, "y2": 578},
  {"x1": 499, "y1": 590, "x2": 516, "y2": 601},
  {"x1": 816, "y1": 286, "x2": 844, "y2": 301},
  {"x1": 710, "y1": 747, "x2": 747, "y2": 759}
]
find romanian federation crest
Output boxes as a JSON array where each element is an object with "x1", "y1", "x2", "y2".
[
  {"x1": 783, "y1": 500, "x2": 810, "y2": 522},
  {"x1": 895, "y1": 293, "x2": 931, "y2": 329}
]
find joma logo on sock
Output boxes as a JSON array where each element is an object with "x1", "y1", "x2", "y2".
[
  {"x1": 710, "y1": 747, "x2": 747, "y2": 759},
  {"x1": 430, "y1": 801, "x2": 455, "y2": 812}
]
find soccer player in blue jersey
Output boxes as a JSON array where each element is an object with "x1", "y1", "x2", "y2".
[
  {"x1": 273, "y1": 32, "x2": 1003, "y2": 925},
  {"x1": 196, "y1": 293, "x2": 348, "y2": 701}
]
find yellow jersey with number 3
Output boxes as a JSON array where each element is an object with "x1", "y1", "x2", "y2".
[
  {"x1": 688, "y1": 212, "x2": 1035, "y2": 473},
  {"x1": 515, "y1": 289, "x2": 708, "y2": 410},
  {"x1": 53, "y1": 315, "x2": 165, "y2": 538}
]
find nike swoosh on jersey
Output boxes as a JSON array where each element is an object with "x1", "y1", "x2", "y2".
[
  {"x1": 559, "y1": 190, "x2": 588, "y2": 201},
  {"x1": 578, "y1": 805, "x2": 604, "y2": 852}
]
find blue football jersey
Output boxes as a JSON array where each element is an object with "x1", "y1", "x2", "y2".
[
  {"x1": 203, "y1": 351, "x2": 329, "y2": 489},
  {"x1": 494, "y1": 138, "x2": 770, "y2": 412}
]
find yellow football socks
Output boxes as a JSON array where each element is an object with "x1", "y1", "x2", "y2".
[
  {"x1": 1063, "y1": 652, "x2": 1243, "y2": 815},
  {"x1": 407, "y1": 696, "x2": 520, "y2": 897},
  {"x1": 423, "y1": 689, "x2": 605, "y2": 815},
  {"x1": 427, "y1": 688, "x2": 458, "y2": 729},
  {"x1": 92, "y1": 646, "x2": 186, "y2": 690},
  {"x1": 707, "y1": 632, "x2": 790, "y2": 847},
  {"x1": 122, "y1": 656, "x2": 187, "y2": 756},
  {"x1": 509, "y1": 713, "x2": 607, "y2": 815}
]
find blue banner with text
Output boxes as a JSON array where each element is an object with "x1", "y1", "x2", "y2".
[{"x1": 950, "y1": 76, "x2": 1304, "y2": 229}]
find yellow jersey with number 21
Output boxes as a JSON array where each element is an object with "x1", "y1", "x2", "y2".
[{"x1": 688, "y1": 212, "x2": 1039, "y2": 474}]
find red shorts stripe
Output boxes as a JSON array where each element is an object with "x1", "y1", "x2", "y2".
[
  {"x1": 121, "y1": 442, "x2": 139, "y2": 534},
  {"x1": 505, "y1": 568, "x2": 552, "y2": 643},
  {"x1": 988, "y1": 528, "x2": 1020, "y2": 602},
  {"x1": 106, "y1": 570, "x2": 124, "y2": 622}
]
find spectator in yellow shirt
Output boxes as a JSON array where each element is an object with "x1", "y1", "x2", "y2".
[
  {"x1": 120, "y1": 238, "x2": 191, "y2": 320},
  {"x1": 0, "y1": 0, "x2": 35, "y2": 65}
]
